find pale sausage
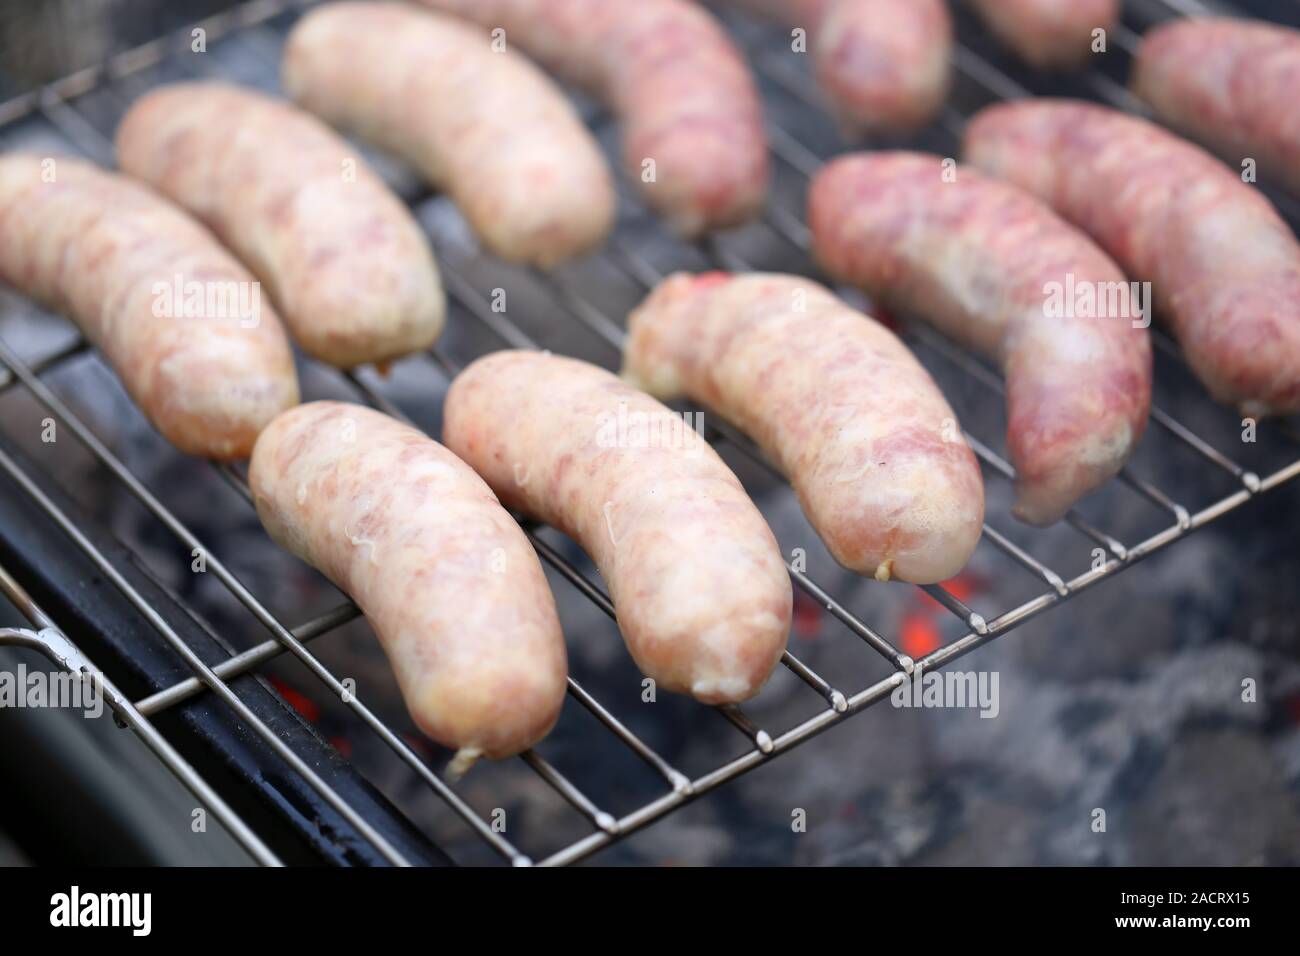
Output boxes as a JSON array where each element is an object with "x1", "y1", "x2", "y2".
[
  {"x1": 249, "y1": 401, "x2": 568, "y2": 764},
  {"x1": 416, "y1": 0, "x2": 770, "y2": 236},
  {"x1": 715, "y1": 0, "x2": 952, "y2": 132},
  {"x1": 442, "y1": 350, "x2": 791, "y2": 704},
  {"x1": 0, "y1": 153, "x2": 298, "y2": 459},
  {"x1": 282, "y1": 2, "x2": 615, "y2": 268},
  {"x1": 117, "y1": 82, "x2": 445, "y2": 369},
  {"x1": 624, "y1": 272, "x2": 985, "y2": 583}
]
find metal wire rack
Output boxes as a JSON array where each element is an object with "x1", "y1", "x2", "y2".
[{"x1": 0, "y1": 0, "x2": 1297, "y2": 866}]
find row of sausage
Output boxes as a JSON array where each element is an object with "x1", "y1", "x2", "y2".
[{"x1": 1, "y1": 1, "x2": 1298, "y2": 768}]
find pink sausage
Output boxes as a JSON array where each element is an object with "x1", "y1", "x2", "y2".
[
  {"x1": 417, "y1": 0, "x2": 769, "y2": 236},
  {"x1": 282, "y1": 2, "x2": 614, "y2": 268},
  {"x1": 442, "y1": 351, "x2": 791, "y2": 704},
  {"x1": 968, "y1": 0, "x2": 1118, "y2": 68},
  {"x1": 717, "y1": 0, "x2": 952, "y2": 132},
  {"x1": 0, "y1": 153, "x2": 298, "y2": 459},
  {"x1": 117, "y1": 82, "x2": 445, "y2": 369},
  {"x1": 964, "y1": 99, "x2": 1300, "y2": 417},
  {"x1": 249, "y1": 401, "x2": 567, "y2": 764},
  {"x1": 624, "y1": 273, "x2": 984, "y2": 583},
  {"x1": 1133, "y1": 17, "x2": 1300, "y2": 197},
  {"x1": 809, "y1": 152, "x2": 1152, "y2": 526}
]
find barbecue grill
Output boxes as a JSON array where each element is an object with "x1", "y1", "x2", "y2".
[{"x1": 0, "y1": 0, "x2": 1297, "y2": 867}]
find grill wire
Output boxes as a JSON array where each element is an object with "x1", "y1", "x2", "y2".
[{"x1": 0, "y1": 0, "x2": 1297, "y2": 867}]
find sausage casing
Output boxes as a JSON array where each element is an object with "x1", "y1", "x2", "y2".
[
  {"x1": 1133, "y1": 17, "x2": 1300, "y2": 198},
  {"x1": 968, "y1": 0, "x2": 1118, "y2": 68},
  {"x1": 624, "y1": 273, "x2": 985, "y2": 583},
  {"x1": 717, "y1": 0, "x2": 951, "y2": 132},
  {"x1": 0, "y1": 153, "x2": 297, "y2": 459},
  {"x1": 810, "y1": 151, "x2": 1152, "y2": 525},
  {"x1": 417, "y1": 0, "x2": 769, "y2": 236},
  {"x1": 249, "y1": 401, "x2": 568, "y2": 762},
  {"x1": 283, "y1": 2, "x2": 614, "y2": 268},
  {"x1": 442, "y1": 350, "x2": 791, "y2": 704},
  {"x1": 965, "y1": 99, "x2": 1300, "y2": 417},
  {"x1": 117, "y1": 82, "x2": 445, "y2": 369}
]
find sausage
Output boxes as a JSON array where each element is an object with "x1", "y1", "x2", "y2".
[
  {"x1": 416, "y1": 0, "x2": 769, "y2": 236},
  {"x1": 117, "y1": 82, "x2": 445, "y2": 370},
  {"x1": 442, "y1": 350, "x2": 790, "y2": 704},
  {"x1": 716, "y1": 0, "x2": 952, "y2": 132},
  {"x1": 249, "y1": 401, "x2": 567, "y2": 765},
  {"x1": 967, "y1": 0, "x2": 1118, "y2": 68},
  {"x1": 1132, "y1": 17, "x2": 1300, "y2": 197},
  {"x1": 964, "y1": 99, "x2": 1300, "y2": 417},
  {"x1": 810, "y1": 0, "x2": 951, "y2": 132},
  {"x1": 624, "y1": 273, "x2": 985, "y2": 583},
  {"x1": 0, "y1": 153, "x2": 297, "y2": 459},
  {"x1": 282, "y1": 2, "x2": 614, "y2": 268},
  {"x1": 809, "y1": 152, "x2": 1152, "y2": 526}
]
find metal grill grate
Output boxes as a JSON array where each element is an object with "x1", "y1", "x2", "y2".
[{"x1": 0, "y1": 0, "x2": 1297, "y2": 866}]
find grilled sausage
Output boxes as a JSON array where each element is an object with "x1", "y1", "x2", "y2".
[
  {"x1": 715, "y1": 0, "x2": 952, "y2": 132},
  {"x1": 1133, "y1": 17, "x2": 1300, "y2": 197},
  {"x1": 117, "y1": 82, "x2": 445, "y2": 369},
  {"x1": 968, "y1": 0, "x2": 1118, "y2": 68},
  {"x1": 809, "y1": 152, "x2": 1152, "y2": 525},
  {"x1": 442, "y1": 351, "x2": 791, "y2": 703},
  {"x1": 624, "y1": 273, "x2": 984, "y2": 583},
  {"x1": 282, "y1": 2, "x2": 614, "y2": 268},
  {"x1": 249, "y1": 401, "x2": 568, "y2": 765},
  {"x1": 964, "y1": 99, "x2": 1300, "y2": 417},
  {"x1": 0, "y1": 153, "x2": 297, "y2": 459},
  {"x1": 416, "y1": 0, "x2": 769, "y2": 236}
]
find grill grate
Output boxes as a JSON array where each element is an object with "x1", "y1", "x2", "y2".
[{"x1": 0, "y1": 0, "x2": 1297, "y2": 867}]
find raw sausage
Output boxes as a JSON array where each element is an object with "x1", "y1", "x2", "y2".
[
  {"x1": 809, "y1": 0, "x2": 951, "y2": 132},
  {"x1": 416, "y1": 0, "x2": 769, "y2": 236},
  {"x1": 282, "y1": 2, "x2": 614, "y2": 268},
  {"x1": 968, "y1": 0, "x2": 1117, "y2": 68},
  {"x1": 624, "y1": 273, "x2": 984, "y2": 583},
  {"x1": 809, "y1": 152, "x2": 1152, "y2": 525},
  {"x1": 1133, "y1": 17, "x2": 1300, "y2": 197},
  {"x1": 964, "y1": 99, "x2": 1300, "y2": 417},
  {"x1": 442, "y1": 350, "x2": 790, "y2": 704},
  {"x1": 249, "y1": 401, "x2": 567, "y2": 764},
  {"x1": 117, "y1": 82, "x2": 445, "y2": 369},
  {"x1": 716, "y1": 0, "x2": 952, "y2": 132},
  {"x1": 0, "y1": 153, "x2": 298, "y2": 459}
]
